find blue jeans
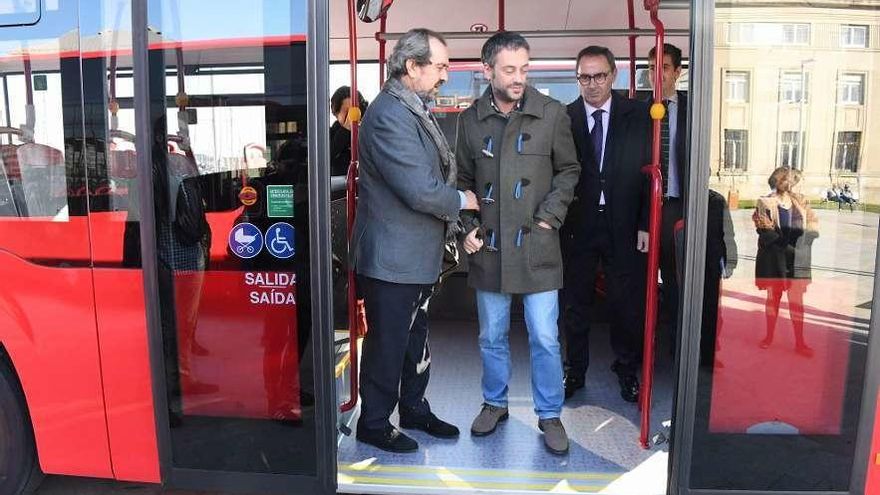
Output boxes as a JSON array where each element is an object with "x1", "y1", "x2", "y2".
[{"x1": 476, "y1": 290, "x2": 564, "y2": 419}]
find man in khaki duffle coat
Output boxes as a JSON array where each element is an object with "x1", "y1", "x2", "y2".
[{"x1": 455, "y1": 31, "x2": 580, "y2": 455}]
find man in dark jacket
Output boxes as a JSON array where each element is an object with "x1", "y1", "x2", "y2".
[
  {"x1": 648, "y1": 43, "x2": 689, "y2": 347},
  {"x1": 352, "y1": 28, "x2": 479, "y2": 453},
  {"x1": 560, "y1": 46, "x2": 651, "y2": 404},
  {"x1": 456, "y1": 32, "x2": 580, "y2": 455}
]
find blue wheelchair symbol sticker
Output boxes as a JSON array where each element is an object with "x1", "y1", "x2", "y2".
[
  {"x1": 265, "y1": 222, "x2": 295, "y2": 259},
  {"x1": 228, "y1": 222, "x2": 263, "y2": 259}
]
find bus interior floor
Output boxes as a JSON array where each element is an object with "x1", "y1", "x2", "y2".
[{"x1": 337, "y1": 317, "x2": 675, "y2": 494}]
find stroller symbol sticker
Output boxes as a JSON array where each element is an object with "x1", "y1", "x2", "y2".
[
  {"x1": 229, "y1": 223, "x2": 263, "y2": 259},
  {"x1": 265, "y1": 222, "x2": 295, "y2": 259}
]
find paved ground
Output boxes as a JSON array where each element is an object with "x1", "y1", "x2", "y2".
[{"x1": 34, "y1": 208, "x2": 879, "y2": 494}]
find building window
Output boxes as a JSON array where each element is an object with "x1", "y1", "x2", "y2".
[
  {"x1": 839, "y1": 74, "x2": 865, "y2": 105},
  {"x1": 723, "y1": 129, "x2": 749, "y2": 171},
  {"x1": 724, "y1": 71, "x2": 749, "y2": 102},
  {"x1": 840, "y1": 25, "x2": 868, "y2": 48},
  {"x1": 780, "y1": 71, "x2": 809, "y2": 103},
  {"x1": 782, "y1": 24, "x2": 810, "y2": 45},
  {"x1": 778, "y1": 131, "x2": 801, "y2": 169},
  {"x1": 729, "y1": 23, "x2": 810, "y2": 45},
  {"x1": 728, "y1": 23, "x2": 755, "y2": 43},
  {"x1": 835, "y1": 132, "x2": 861, "y2": 172}
]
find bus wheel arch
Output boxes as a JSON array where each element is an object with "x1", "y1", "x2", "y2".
[{"x1": 0, "y1": 344, "x2": 44, "y2": 495}]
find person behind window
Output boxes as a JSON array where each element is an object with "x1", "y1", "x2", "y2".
[
  {"x1": 753, "y1": 167, "x2": 818, "y2": 357},
  {"x1": 330, "y1": 86, "x2": 368, "y2": 195}
]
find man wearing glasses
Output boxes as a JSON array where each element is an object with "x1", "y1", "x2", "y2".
[
  {"x1": 560, "y1": 46, "x2": 652, "y2": 404},
  {"x1": 455, "y1": 31, "x2": 580, "y2": 455},
  {"x1": 352, "y1": 28, "x2": 479, "y2": 453}
]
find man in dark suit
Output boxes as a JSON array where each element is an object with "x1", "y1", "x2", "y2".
[
  {"x1": 560, "y1": 46, "x2": 651, "y2": 403},
  {"x1": 352, "y1": 28, "x2": 479, "y2": 453},
  {"x1": 648, "y1": 43, "x2": 688, "y2": 345}
]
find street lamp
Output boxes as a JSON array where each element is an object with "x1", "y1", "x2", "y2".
[{"x1": 798, "y1": 58, "x2": 815, "y2": 170}]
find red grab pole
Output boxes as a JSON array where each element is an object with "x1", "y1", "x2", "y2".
[
  {"x1": 377, "y1": 15, "x2": 388, "y2": 86},
  {"x1": 639, "y1": 0, "x2": 665, "y2": 449},
  {"x1": 340, "y1": 0, "x2": 362, "y2": 414},
  {"x1": 498, "y1": 0, "x2": 505, "y2": 31}
]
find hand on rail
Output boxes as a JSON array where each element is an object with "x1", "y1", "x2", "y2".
[
  {"x1": 463, "y1": 227, "x2": 483, "y2": 254},
  {"x1": 644, "y1": 0, "x2": 660, "y2": 11},
  {"x1": 461, "y1": 190, "x2": 480, "y2": 211},
  {"x1": 637, "y1": 230, "x2": 649, "y2": 253},
  {"x1": 338, "y1": 108, "x2": 352, "y2": 130}
]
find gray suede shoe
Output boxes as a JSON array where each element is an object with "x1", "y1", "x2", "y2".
[
  {"x1": 538, "y1": 418, "x2": 569, "y2": 455},
  {"x1": 470, "y1": 404, "x2": 509, "y2": 436}
]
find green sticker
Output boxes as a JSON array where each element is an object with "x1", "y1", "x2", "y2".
[{"x1": 267, "y1": 185, "x2": 294, "y2": 218}]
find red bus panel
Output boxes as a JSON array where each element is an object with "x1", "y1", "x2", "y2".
[
  {"x1": 0, "y1": 250, "x2": 112, "y2": 478},
  {"x1": 93, "y1": 268, "x2": 160, "y2": 483}
]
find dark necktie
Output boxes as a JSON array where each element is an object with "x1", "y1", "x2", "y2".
[
  {"x1": 660, "y1": 101, "x2": 671, "y2": 197},
  {"x1": 590, "y1": 109, "x2": 604, "y2": 169}
]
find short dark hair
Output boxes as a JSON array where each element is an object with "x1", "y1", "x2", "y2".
[
  {"x1": 387, "y1": 28, "x2": 447, "y2": 80},
  {"x1": 330, "y1": 86, "x2": 368, "y2": 115},
  {"x1": 648, "y1": 43, "x2": 683, "y2": 69},
  {"x1": 481, "y1": 31, "x2": 530, "y2": 67},
  {"x1": 575, "y1": 46, "x2": 616, "y2": 73}
]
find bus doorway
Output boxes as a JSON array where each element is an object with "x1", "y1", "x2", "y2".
[{"x1": 330, "y1": 1, "x2": 690, "y2": 493}]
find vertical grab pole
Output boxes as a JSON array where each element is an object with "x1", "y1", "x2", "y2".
[
  {"x1": 377, "y1": 15, "x2": 387, "y2": 87},
  {"x1": 498, "y1": 0, "x2": 505, "y2": 31},
  {"x1": 626, "y1": 0, "x2": 637, "y2": 98},
  {"x1": 639, "y1": 0, "x2": 665, "y2": 449},
  {"x1": 340, "y1": 0, "x2": 362, "y2": 414}
]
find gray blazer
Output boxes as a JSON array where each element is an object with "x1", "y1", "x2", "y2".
[{"x1": 351, "y1": 89, "x2": 461, "y2": 285}]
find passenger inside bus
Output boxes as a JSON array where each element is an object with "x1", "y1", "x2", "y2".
[{"x1": 333, "y1": 2, "x2": 686, "y2": 486}]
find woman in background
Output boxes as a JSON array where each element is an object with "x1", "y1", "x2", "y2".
[{"x1": 753, "y1": 167, "x2": 818, "y2": 357}]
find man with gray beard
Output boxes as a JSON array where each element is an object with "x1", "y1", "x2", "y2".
[{"x1": 351, "y1": 28, "x2": 479, "y2": 453}]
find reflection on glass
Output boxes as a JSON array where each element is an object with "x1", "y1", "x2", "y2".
[
  {"x1": 145, "y1": 0, "x2": 317, "y2": 476},
  {"x1": 0, "y1": 0, "x2": 37, "y2": 14},
  {"x1": 0, "y1": 3, "x2": 89, "y2": 267},
  {"x1": 692, "y1": 1, "x2": 877, "y2": 491},
  {"x1": 753, "y1": 167, "x2": 817, "y2": 357}
]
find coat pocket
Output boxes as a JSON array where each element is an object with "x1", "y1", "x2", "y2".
[{"x1": 528, "y1": 222, "x2": 562, "y2": 269}]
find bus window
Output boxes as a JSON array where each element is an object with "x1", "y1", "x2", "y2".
[
  {"x1": 689, "y1": 1, "x2": 878, "y2": 491},
  {"x1": 0, "y1": 0, "x2": 89, "y2": 266},
  {"x1": 0, "y1": 0, "x2": 42, "y2": 26}
]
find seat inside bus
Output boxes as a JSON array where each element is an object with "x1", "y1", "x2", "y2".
[{"x1": 0, "y1": 138, "x2": 67, "y2": 219}]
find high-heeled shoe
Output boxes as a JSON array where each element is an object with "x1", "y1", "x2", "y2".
[
  {"x1": 795, "y1": 344, "x2": 815, "y2": 358},
  {"x1": 759, "y1": 338, "x2": 773, "y2": 349}
]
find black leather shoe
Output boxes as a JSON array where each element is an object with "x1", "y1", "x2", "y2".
[
  {"x1": 356, "y1": 425, "x2": 418, "y2": 453},
  {"x1": 618, "y1": 374, "x2": 640, "y2": 403},
  {"x1": 400, "y1": 412, "x2": 460, "y2": 438},
  {"x1": 564, "y1": 375, "x2": 585, "y2": 399}
]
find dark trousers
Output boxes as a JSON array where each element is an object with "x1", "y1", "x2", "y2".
[
  {"x1": 562, "y1": 213, "x2": 645, "y2": 378},
  {"x1": 660, "y1": 198, "x2": 683, "y2": 335},
  {"x1": 357, "y1": 275, "x2": 433, "y2": 431}
]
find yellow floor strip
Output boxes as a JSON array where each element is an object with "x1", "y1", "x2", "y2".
[
  {"x1": 339, "y1": 463, "x2": 620, "y2": 481},
  {"x1": 338, "y1": 474, "x2": 607, "y2": 492}
]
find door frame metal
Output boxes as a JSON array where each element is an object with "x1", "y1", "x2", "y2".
[
  {"x1": 671, "y1": 1, "x2": 879, "y2": 495},
  {"x1": 668, "y1": 0, "x2": 713, "y2": 493},
  {"x1": 131, "y1": 0, "x2": 337, "y2": 492}
]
